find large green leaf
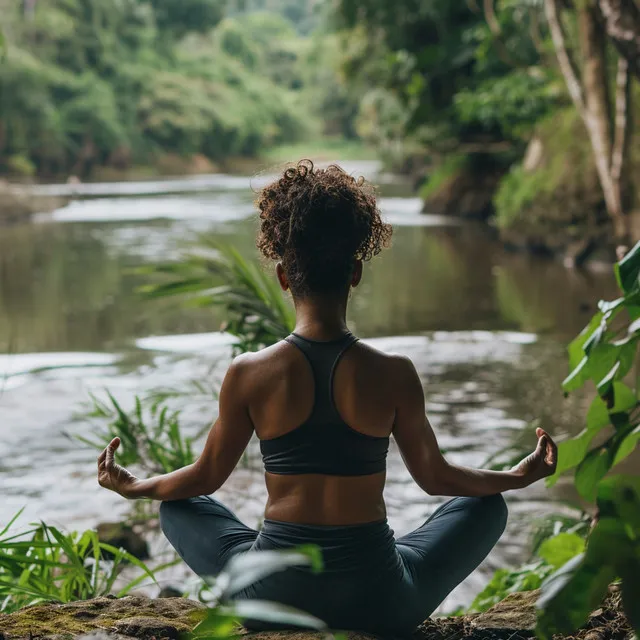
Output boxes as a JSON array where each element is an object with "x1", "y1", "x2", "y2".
[
  {"x1": 596, "y1": 475, "x2": 640, "y2": 529},
  {"x1": 615, "y1": 240, "x2": 640, "y2": 294},
  {"x1": 613, "y1": 425, "x2": 640, "y2": 467},
  {"x1": 562, "y1": 357, "x2": 590, "y2": 392},
  {"x1": 546, "y1": 430, "x2": 596, "y2": 487},
  {"x1": 223, "y1": 600, "x2": 327, "y2": 629},
  {"x1": 537, "y1": 533, "x2": 585, "y2": 570},
  {"x1": 586, "y1": 382, "x2": 637, "y2": 432},
  {"x1": 567, "y1": 312, "x2": 604, "y2": 370}
]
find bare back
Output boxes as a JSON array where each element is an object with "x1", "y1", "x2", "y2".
[{"x1": 240, "y1": 338, "x2": 403, "y2": 525}]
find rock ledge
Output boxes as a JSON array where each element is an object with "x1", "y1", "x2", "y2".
[{"x1": 0, "y1": 590, "x2": 631, "y2": 640}]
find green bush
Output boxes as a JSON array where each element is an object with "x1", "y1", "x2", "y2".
[
  {"x1": 0, "y1": 0, "x2": 313, "y2": 177},
  {"x1": 534, "y1": 243, "x2": 640, "y2": 638},
  {"x1": 141, "y1": 241, "x2": 295, "y2": 355},
  {"x1": 0, "y1": 511, "x2": 158, "y2": 613},
  {"x1": 70, "y1": 393, "x2": 209, "y2": 475},
  {"x1": 494, "y1": 108, "x2": 603, "y2": 231},
  {"x1": 470, "y1": 529, "x2": 586, "y2": 613},
  {"x1": 419, "y1": 154, "x2": 470, "y2": 202}
]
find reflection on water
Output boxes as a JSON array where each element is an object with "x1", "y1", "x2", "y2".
[{"x1": 0, "y1": 162, "x2": 618, "y2": 610}]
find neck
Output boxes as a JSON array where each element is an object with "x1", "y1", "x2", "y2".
[{"x1": 292, "y1": 293, "x2": 349, "y2": 340}]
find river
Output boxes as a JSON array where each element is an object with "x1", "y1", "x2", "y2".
[{"x1": 0, "y1": 160, "x2": 618, "y2": 612}]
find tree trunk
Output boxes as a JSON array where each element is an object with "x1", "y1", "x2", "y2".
[
  {"x1": 578, "y1": 1, "x2": 628, "y2": 239},
  {"x1": 598, "y1": 0, "x2": 640, "y2": 79},
  {"x1": 545, "y1": 0, "x2": 631, "y2": 242}
]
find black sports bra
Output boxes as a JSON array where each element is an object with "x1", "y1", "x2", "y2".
[{"x1": 260, "y1": 332, "x2": 389, "y2": 476}]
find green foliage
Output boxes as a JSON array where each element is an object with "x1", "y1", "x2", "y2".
[
  {"x1": 547, "y1": 241, "x2": 640, "y2": 501},
  {"x1": 1, "y1": 511, "x2": 326, "y2": 634},
  {"x1": 454, "y1": 69, "x2": 558, "y2": 140},
  {"x1": 534, "y1": 245, "x2": 640, "y2": 637},
  {"x1": 0, "y1": 0, "x2": 320, "y2": 177},
  {"x1": 419, "y1": 154, "x2": 469, "y2": 201},
  {"x1": 191, "y1": 546, "x2": 326, "y2": 638},
  {"x1": 70, "y1": 393, "x2": 209, "y2": 475},
  {"x1": 5, "y1": 155, "x2": 36, "y2": 177},
  {"x1": 332, "y1": 0, "x2": 557, "y2": 160},
  {"x1": 494, "y1": 108, "x2": 600, "y2": 231},
  {"x1": 149, "y1": 0, "x2": 225, "y2": 39},
  {"x1": 0, "y1": 510, "x2": 158, "y2": 613},
  {"x1": 141, "y1": 241, "x2": 295, "y2": 355},
  {"x1": 537, "y1": 477, "x2": 640, "y2": 639},
  {"x1": 469, "y1": 530, "x2": 585, "y2": 613}
]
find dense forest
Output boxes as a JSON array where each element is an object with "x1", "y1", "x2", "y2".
[
  {"x1": 2, "y1": 0, "x2": 640, "y2": 256},
  {"x1": 0, "y1": 0, "x2": 358, "y2": 178}
]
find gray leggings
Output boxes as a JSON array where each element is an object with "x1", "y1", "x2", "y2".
[{"x1": 160, "y1": 494, "x2": 507, "y2": 635}]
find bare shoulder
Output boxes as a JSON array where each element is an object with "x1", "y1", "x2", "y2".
[
  {"x1": 354, "y1": 341, "x2": 418, "y2": 386},
  {"x1": 224, "y1": 340, "x2": 291, "y2": 387},
  {"x1": 357, "y1": 340, "x2": 415, "y2": 369}
]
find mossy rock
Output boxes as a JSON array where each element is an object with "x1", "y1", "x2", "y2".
[
  {"x1": 494, "y1": 107, "x2": 639, "y2": 256},
  {"x1": 421, "y1": 153, "x2": 511, "y2": 221},
  {"x1": 0, "y1": 595, "x2": 206, "y2": 640},
  {"x1": 0, "y1": 590, "x2": 631, "y2": 640}
]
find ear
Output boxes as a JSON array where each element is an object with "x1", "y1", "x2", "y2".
[
  {"x1": 351, "y1": 260, "x2": 363, "y2": 288},
  {"x1": 276, "y1": 263, "x2": 289, "y2": 292}
]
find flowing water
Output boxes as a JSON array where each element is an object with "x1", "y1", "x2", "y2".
[{"x1": 0, "y1": 160, "x2": 619, "y2": 611}]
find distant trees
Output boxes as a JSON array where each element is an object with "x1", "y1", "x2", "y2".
[
  {"x1": 332, "y1": 0, "x2": 639, "y2": 241},
  {"x1": 0, "y1": 0, "x2": 336, "y2": 178}
]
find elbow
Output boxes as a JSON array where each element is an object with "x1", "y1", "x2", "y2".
[
  {"x1": 193, "y1": 459, "x2": 223, "y2": 496},
  {"x1": 419, "y1": 461, "x2": 455, "y2": 496}
]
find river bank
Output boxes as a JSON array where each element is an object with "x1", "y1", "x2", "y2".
[
  {"x1": 0, "y1": 181, "x2": 69, "y2": 225},
  {"x1": 419, "y1": 107, "x2": 640, "y2": 265},
  {"x1": 0, "y1": 589, "x2": 631, "y2": 640}
]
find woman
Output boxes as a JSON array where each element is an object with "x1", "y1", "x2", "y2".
[{"x1": 97, "y1": 160, "x2": 558, "y2": 635}]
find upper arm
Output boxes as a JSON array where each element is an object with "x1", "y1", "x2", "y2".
[
  {"x1": 194, "y1": 355, "x2": 255, "y2": 493},
  {"x1": 391, "y1": 355, "x2": 448, "y2": 494}
]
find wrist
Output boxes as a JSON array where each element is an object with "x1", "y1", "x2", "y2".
[
  {"x1": 126, "y1": 478, "x2": 154, "y2": 499},
  {"x1": 508, "y1": 468, "x2": 529, "y2": 489}
]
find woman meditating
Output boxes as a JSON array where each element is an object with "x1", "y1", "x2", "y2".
[{"x1": 97, "y1": 160, "x2": 558, "y2": 635}]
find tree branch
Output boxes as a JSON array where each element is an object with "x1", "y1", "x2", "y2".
[
  {"x1": 544, "y1": 0, "x2": 587, "y2": 114},
  {"x1": 611, "y1": 56, "x2": 630, "y2": 185},
  {"x1": 483, "y1": 0, "x2": 526, "y2": 66},
  {"x1": 598, "y1": 0, "x2": 640, "y2": 80},
  {"x1": 484, "y1": 0, "x2": 502, "y2": 35},
  {"x1": 529, "y1": 7, "x2": 547, "y2": 55}
]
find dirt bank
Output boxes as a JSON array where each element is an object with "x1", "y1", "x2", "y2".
[
  {"x1": 0, "y1": 181, "x2": 69, "y2": 225},
  {"x1": 0, "y1": 589, "x2": 632, "y2": 640}
]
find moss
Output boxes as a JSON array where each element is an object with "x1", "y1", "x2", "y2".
[
  {"x1": 0, "y1": 590, "x2": 631, "y2": 640},
  {"x1": 0, "y1": 596, "x2": 206, "y2": 639},
  {"x1": 5, "y1": 154, "x2": 37, "y2": 177},
  {"x1": 419, "y1": 154, "x2": 470, "y2": 201},
  {"x1": 494, "y1": 102, "x2": 640, "y2": 257},
  {"x1": 494, "y1": 108, "x2": 600, "y2": 233}
]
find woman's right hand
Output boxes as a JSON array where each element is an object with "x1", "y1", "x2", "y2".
[
  {"x1": 97, "y1": 437, "x2": 141, "y2": 499},
  {"x1": 511, "y1": 427, "x2": 558, "y2": 486}
]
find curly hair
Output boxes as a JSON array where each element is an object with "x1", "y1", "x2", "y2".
[{"x1": 256, "y1": 160, "x2": 392, "y2": 296}]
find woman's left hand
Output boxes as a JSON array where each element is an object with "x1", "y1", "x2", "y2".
[
  {"x1": 97, "y1": 437, "x2": 141, "y2": 499},
  {"x1": 511, "y1": 427, "x2": 558, "y2": 486}
]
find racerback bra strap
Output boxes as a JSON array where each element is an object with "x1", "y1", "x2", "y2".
[{"x1": 284, "y1": 332, "x2": 359, "y2": 425}]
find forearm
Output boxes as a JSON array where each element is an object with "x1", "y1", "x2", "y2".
[
  {"x1": 129, "y1": 463, "x2": 213, "y2": 501},
  {"x1": 429, "y1": 461, "x2": 527, "y2": 497}
]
